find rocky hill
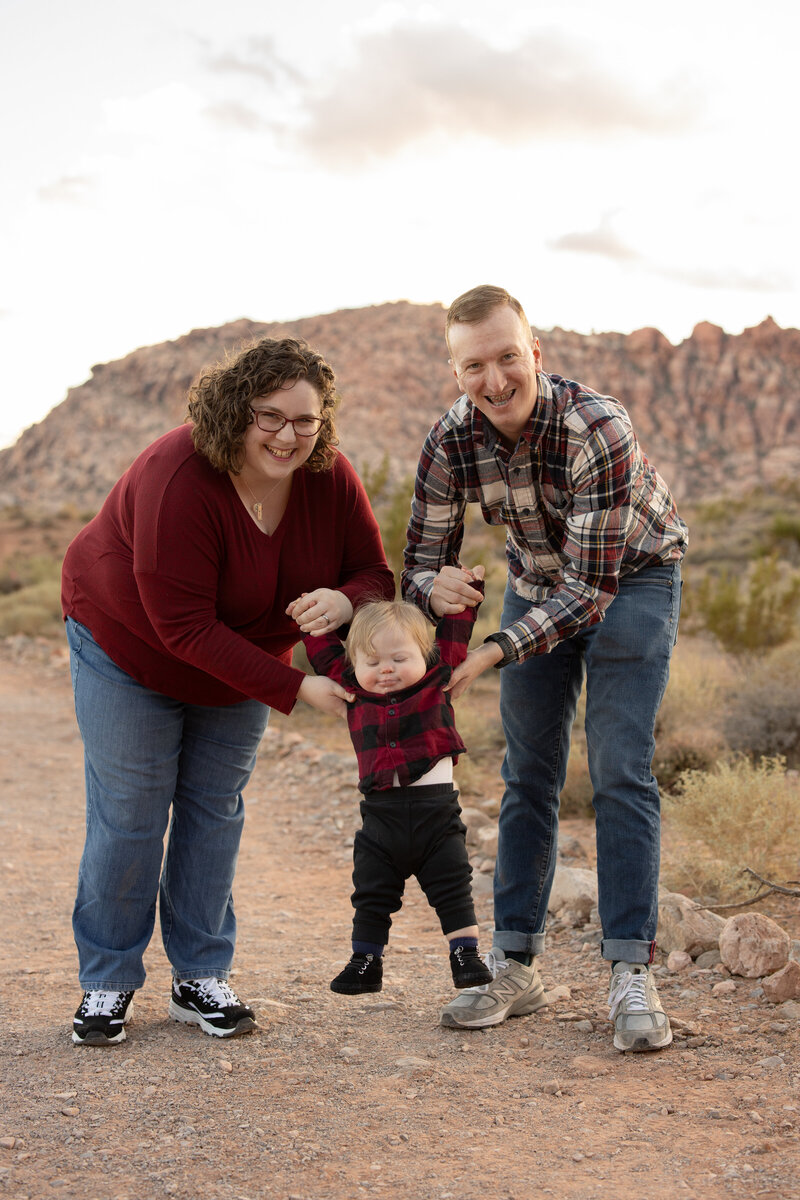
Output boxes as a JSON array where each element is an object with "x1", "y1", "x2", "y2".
[{"x1": 1, "y1": 302, "x2": 798, "y2": 513}]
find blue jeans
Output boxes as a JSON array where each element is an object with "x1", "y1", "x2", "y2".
[
  {"x1": 66, "y1": 617, "x2": 270, "y2": 991},
  {"x1": 493, "y1": 562, "x2": 682, "y2": 964}
]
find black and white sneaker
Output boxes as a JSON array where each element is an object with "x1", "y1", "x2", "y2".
[
  {"x1": 169, "y1": 978, "x2": 257, "y2": 1038},
  {"x1": 72, "y1": 990, "x2": 134, "y2": 1046}
]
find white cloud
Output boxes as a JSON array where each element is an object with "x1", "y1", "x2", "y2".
[
  {"x1": 37, "y1": 175, "x2": 95, "y2": 204},
  {"x1": 203, "y1": 101, "x2": 269, "y2": 132},
  {"x1": 658, "y1": 265, "x2": 792, "y2": 294},
  {"x1": 206, "y1": 38, "x2": 305, "y2": 87},
  {"x1": 292, "y1": 22, "x2": 701, "y2": 167},
  {"x1": 549, "y1": 224, "x2": 640, "y2": 263}
]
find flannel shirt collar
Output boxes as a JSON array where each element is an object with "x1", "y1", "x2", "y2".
[{"x1": 467, "y1": 371, "x2": 551, "y2": 453}]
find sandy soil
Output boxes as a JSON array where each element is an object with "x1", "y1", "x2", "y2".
[{"x1": 1, "y1": 640, "x2": 798, "y2": 1200}]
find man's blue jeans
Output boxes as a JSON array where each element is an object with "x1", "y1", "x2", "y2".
[
  {"x1": 493, "y1": 562, "x2": 682, "y2": 965},
  {"x1": 66, "y1": 617, "x2": 270, "y2": 991}
]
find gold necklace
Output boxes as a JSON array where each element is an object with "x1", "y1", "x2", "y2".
[{"x1": 239, "y1": 475, "x2": 286, "y2": 523}]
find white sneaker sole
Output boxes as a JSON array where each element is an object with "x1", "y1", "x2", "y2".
[
  {"x1": 72, "y1": 1000, "x2": 133, "y2": 1046},
  {"x1": 613, "y1": 1024, "x2": 673, "y2": 1052},
  {"x1": 440, "y1": 987, "x2": 549, "y2": 1029},
  {"x1": 169, "y1": 999, "x2": 256, "y2": 1038}
]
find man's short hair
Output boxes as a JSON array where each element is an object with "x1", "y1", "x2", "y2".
[{"x1": 446, "y1": 285, "x2": 532, "y2": 351}]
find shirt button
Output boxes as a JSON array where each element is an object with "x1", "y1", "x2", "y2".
[
  {"x1": 390, "y1": 741, "x2": 397, "y2": 748},
  {"x1": 388, "y1": 708, "x2": 395, "y2": 715}
]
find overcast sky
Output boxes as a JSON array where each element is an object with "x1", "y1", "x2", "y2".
[{"x1": 1, "y1": 0, "x2": 797, "y2": 449}]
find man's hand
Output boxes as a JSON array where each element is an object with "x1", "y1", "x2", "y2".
[
  {"x1": 430, "y1": 565, "x2": 485, "y2": 617},
  {"x1": 445, "y1": 640, "x2": 504, "y2": 700},
  {"x1": 297, "y1": 674, "x2": 355, "y2": 718}
]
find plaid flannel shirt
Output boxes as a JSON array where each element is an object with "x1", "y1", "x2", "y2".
[
  {"x1": 402, "y1": 372, "x2": 687, "y2": 665},
  {"x1": 304, "y1": 590, "x2": 482, "y2": 793}
]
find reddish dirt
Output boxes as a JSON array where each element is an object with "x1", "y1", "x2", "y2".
[{"x1": 0, "y1": 641, "x2": 798, "y2": 1200}]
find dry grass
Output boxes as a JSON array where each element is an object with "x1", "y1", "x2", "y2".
[
  {"x1": 653, "y1": 634, "x2": 735, "y2": 787},
  {"x1": 0, "y1": 554, "x2": 63, "y2": 637},
  {"x1": 662, "y1": 755, "x2": 800, "y2": 903}
]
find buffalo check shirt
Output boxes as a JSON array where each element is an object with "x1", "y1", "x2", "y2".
[
  {"x1": 401, "y1": 372, "x2": 688, "y2": 665},
  {"x1": 303, "y1": 593, "x2": 481, "y2": 794}
]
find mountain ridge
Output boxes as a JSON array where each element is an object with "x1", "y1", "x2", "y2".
[{"x1": 1, "y1": 301, "x2": 798, "y2": 513}]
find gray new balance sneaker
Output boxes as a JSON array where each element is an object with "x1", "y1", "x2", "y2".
[
  {"x1": 608, "y1": 961, "x2": 672, "y2": 1052},
  {"x1": 439, "y1": 949, "x2": 548, "y2": 1028}
]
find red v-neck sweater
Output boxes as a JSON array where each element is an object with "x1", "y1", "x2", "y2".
[{"x1": 62, "y1": 425, "x2": 395, "y2": 713}]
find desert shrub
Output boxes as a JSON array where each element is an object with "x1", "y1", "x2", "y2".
[
  {"x1": 0, "y1": 578, "x2": 63, "y2": 637},
  {"x1": 721, "y1": 640, "x2": 800, "y2": 767},
  {"x1": 0, "y1": 552, "x2": 63, "y2": 637},
  {"x1": 653, "y1": 636, "x2": 732, "y2": 789},
  {"x1": 769, "y1": 512, "x2": 800, "y2": 548},
  {"x1": 692, "y1": 553, "x2": 800, "y2": 654},
  {"x1": 360, "y1": 458, "x2": 414, "y2": 580},
  {"x1": 662, "y1": 755, "x2": 800, "y2": 903}
]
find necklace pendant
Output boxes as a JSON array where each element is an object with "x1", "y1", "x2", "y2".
[{"x1": 253, "y1": 502, "x2": 263, "y2": 521}]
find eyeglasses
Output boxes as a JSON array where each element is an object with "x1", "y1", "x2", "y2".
[{"x1": 249, "y1": 407, "x2": 324, "y2": 437}]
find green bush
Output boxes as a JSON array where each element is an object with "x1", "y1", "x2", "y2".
[{"x1": 693, "y1": 553, "x2": 800, "y2": 654}]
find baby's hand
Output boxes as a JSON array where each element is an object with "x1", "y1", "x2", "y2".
[{"x1": 467, "y1": 564, "x2": 485, "y2": 582}]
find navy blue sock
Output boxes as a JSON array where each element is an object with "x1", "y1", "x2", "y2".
[
  {"x1": 352, "y1": 940, "x2": 384, "y2": 958},
  {"x1": 448, "y1": 936, "x2": 478, "y2": 952}
]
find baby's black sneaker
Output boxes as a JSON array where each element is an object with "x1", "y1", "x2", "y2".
[
  {"x1": 330, "y1": 952, "x2": 383, "y2": 994},
  {"x1": 450, "y1": 946, "x2": 493, "y2": 988}
]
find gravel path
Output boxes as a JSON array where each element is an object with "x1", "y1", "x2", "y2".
[{"x1": 1, "y1": 643, "x2": 798, "y2": 1200}]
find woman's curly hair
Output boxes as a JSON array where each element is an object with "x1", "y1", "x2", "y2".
[{"x1": 187, "y1": 336, "x2": 339, "y2": 474}]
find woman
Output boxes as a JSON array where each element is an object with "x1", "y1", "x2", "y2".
[{"x1": 62, "y1": 336, "x2": 394, "y2": 1046}]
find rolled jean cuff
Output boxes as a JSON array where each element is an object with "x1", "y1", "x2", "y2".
[
  {"x1": 79, "y1": 979, "x2": 142, "y2": 992},
  {"x1": 493, "y1": 930, "x2": 547, "y2": 957},
  {"x1": 172, "y1": 969, "x2": 231, "y2": 983},
  {"x1": 601, "y1": 938, "x2": 656, "y2": 964}
]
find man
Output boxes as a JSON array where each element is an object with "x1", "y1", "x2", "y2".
[{"x1": 401, "y1": 285, "x2": 688, "y2": 1051}]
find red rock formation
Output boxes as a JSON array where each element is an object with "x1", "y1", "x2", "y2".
[{"x1": 1, "y1": 304, "x2": 798, "y2": 513}]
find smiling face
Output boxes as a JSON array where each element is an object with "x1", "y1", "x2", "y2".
[
  {"x1": 447, "y1": 304, "x2": 542, "y2": 447},
  {"x1": 351, "y1": 625, "x2": 429, "y2": 694},
  {"x1": 239, "y1": 379, "x2": 323, "y2": 486}
]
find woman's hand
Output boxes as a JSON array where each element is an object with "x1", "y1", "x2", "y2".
[
  {"x1": 445, "y1": 640, "x2": 503, "y2": 700},
  {"x1": 286, "y1": 589, "x2": 354, "y2": 635},
  {"x1": 430, "y1": 565, "x2": 485, "y2": 617},
  {"x1": 297, "y1": 674, "x2": 355, "y2": 719}
]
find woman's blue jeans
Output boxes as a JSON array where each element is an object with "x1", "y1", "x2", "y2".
[
  {"x1": 66, "y1": 618, "x2": 270, "y2": 991},
  {"x1": 493, "y1": 562, "x2": 682, "y2": 965}
]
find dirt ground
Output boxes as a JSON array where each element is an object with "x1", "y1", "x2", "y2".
[{"x1": 1, "y1": 639, "x2": 798, "y2": 1200}]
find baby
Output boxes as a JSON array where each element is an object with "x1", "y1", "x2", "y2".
[{"x1": 304, "y1": 569, "x2": 492, "y2": 995}]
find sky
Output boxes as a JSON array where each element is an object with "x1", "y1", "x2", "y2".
[{"x1": 1, "y1": 0, "x2": 798, "y2": 450}]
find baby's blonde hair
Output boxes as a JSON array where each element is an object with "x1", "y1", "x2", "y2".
[{"x1": 345, "y1": 601, "x2": 436, "y2": 666}]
